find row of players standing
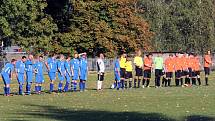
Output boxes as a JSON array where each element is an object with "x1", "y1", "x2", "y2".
[
  {"x1": 45, "y1": 53, "x2": 88, "y2": 94},
  {"x1": 1, "y1": 53, "x2": 88, "y2": 96},
  {"x1": 113, "y1": 50, "x2": 212, "y2": 89}
]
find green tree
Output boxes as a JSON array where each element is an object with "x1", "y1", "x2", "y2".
[
  {"x1": 141, "y1": 0, "x2": 215, "y2": 53},
  {"x1": 0, "y1": 0, "x2": 58, "y2": 54}
]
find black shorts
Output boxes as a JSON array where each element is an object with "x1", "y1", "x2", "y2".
[
  {"x1": 120, "y1": 68, "x2": 126, "y2": 78},
  {"x1": 188, "y1": 68, "x2": 192, "y2": 77},
  {"x1": 155, "y1": 69, "x2": 163, "y2": 77},
  {"x1": 195, "y1": 71, "x2": 200, "y2": 76},
  {"x1": 98, "y1": 73, "x2": 105, "y2": 81},
  {"x1": 204, "y1": 67, "x2": 210, "y2": 75},
  {"x1": 135, "y1": 66, "x2": 143, "y2": 76},
  {"x1": 182, "y1": 71, "x2": 189, "y2": 76},
  {"x1": 191, "y1": 71, "x2": 196, "y2": 77},
  {"x1": 166, "y1": 72, "x2": 173, "y2": 78},
  {"x1": 144, "y1": 70, "x2": 151, "y2": 78},
  {"x1": 126, "y1": 72, "x2": 133, "y2": 79},
  {"x1": 175, "y1": 70, "x2": 182, "y2": 78}
]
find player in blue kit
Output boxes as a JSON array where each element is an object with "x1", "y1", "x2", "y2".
[
  {"x1": 71, "y1": 53, "x2": 80, "y2": 92},
  {"x1": 79, "y1": 53, "x2": 88, "y2": 92},
  {"x1": 114, "y1": 56, "x2": 121, "y2": 90},
  {"x1": 57, "y1": 54, "x2": 66, "y2": 92},
  {"x1": 63, "y1": 56, "x2": 72, "y2": 92},
  {"x1": 34, "y1": 56, "x2": 44, "y2": 94},
  {"x1": 16, "y1": 56, "x2": 27, "y2": 95},
  {"x1": 1, "y1": 59, "x2": 16, "y2": 96},
  {"x1": 25, "y1": 54, "x2": 34, "y2": 95},
  {"x1": 45, "y1": 53, "x2": 57, "y2": 93}
]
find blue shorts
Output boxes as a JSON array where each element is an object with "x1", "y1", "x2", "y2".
[
  {"x1": 72, "y1": 69, "x2": 79, "y2": 80},
  {"x1": 17, "y1": 73, "x2": 25, "y2": 84},
  {"x1": 26, "y1": 72, "x2": 33, "y2": 83},
  {"x1": 80, "y1": 70, "x2": 87, "y2": 81},
  {"x1": 48, "y1": 72, "x2": 56, "y2": 81},
  {"x1": 35, "y1": 75, "x2": 44, "y2": 83},
  {"x1": 65, "y1": 73, "x2": 71, "y2": 82},
  {"x1": 1, "y1": 74, "x2": 10, "y2": 85},
  {"x1": 115, "y1": 72, "x2": 120, "y2": 81},
  {"x1": 58, "y1": 73, "x2": 65, "y2": 81}
]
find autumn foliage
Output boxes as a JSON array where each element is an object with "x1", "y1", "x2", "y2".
[
  {"x1": 0, "y1": 0, "x2": 153, "y2": 56},
  {"x1": 58, "y1": 0, "x2": 154, "y2": 57}
]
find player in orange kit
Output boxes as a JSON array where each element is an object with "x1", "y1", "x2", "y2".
[
  {"x1": 143, "y1": 53, "x2": 153, "y2": 88},
  {"x1": 193, "y1": 54, "x2": 201, "y2": 85},
  {"x1": 164, "y1": 54, "x2": 175, "y2": 87},
  {"x1": 181, "y1": 53, "x2": 190, "y2": 85},
  {"x1": 187, "y1": 53, "x2": 194, "y2": 85},
  {"x1": 204, "y1": 51, "x2": 212, "y2": 86},
  {"x1": 174, "y1": 53, "x2": 183, "y2": 86},
  {"x1": 189, "y1": 54, "x2": 197, "y2": 86}
]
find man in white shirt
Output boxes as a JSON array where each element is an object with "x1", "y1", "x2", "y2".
[{"x1": 97, "y1": 53, "x2": 105, "y2": 90}]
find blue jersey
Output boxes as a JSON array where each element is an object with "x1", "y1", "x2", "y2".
[
  {"x1": 80, "y1": 58, "x2": 87, "y2": 71},
  {"x1": 71, "y1": 58, "x2": 80, "y2": 70},
  {"x1": 1, "y1": 63, "x2": 14, "y2": 75},
  {"x1": 114, "y1": 59, "x2": 120, "y2": 72},
  {"x1": 64, "y1": 61, "x2": 71, "y2": 74},
  {"x1": 57, "y1": 60, "x2": 66, "y2": 73},
  {"x1": 34, "y1": 61, "x2": 43, "y2": 75},
  {"x1": 47, "y1": 57, "x2": 57, "y2": 72},
  {"x1": 16, "y1": 60, "x2": 25, "y2": 74},
  {"x1": 25, "y1": 60, "x2": 34, "y2": 72}
]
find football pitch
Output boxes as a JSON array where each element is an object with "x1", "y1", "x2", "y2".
[{"x1": 0, "y1": 72, "x2": 215, "y2": 121}]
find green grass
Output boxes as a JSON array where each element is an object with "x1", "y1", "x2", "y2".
[{"x1": 0, "y1": 72, "x2": 215, "y2": 121}]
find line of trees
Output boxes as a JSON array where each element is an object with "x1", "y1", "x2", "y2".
[
  {"x1": 141, "y1": 0, "x2": 215, "y2": 53},
  {"x1": 1, "y1": 0, "x2": 215, "y2": 57}
]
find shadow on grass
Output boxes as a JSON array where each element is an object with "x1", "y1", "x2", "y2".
[
  {"x1": 184, "y1": 115, "x2": 215, "y2": 121},
  {"x1": 9, "y1": 104, "x2": 215, "y2": 121},
  {"x1": 11, "y1": 104, "x2": 175, "y2": 121}
]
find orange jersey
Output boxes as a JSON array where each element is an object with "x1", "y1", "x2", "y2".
[
  {"x1": 187, "y1": 57, "x2": 193, "y2": 68},
  {"x1": 174, "y1": 57, "x2": 182, "y2": 71},
  {"x1": 144, "y1": 57, "x2": 153, "y2": 70},
  {"x1": 193, "y1": 57, "x2": 201, "y2": 71},
  {"x1": 181, "y1": 56, "x2": 188, "y2": 70},
  {"x1": 165, "y1": 57, "x2": 174, "y2": 72},
  {"x1": 189, "y1": 57, "x2": 196, "y2": 69},
  {"x1": 204, "y1": 55, "x2": 212, "y2": 67}
]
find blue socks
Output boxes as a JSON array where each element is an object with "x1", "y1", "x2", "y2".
[
  {"x1": 58, "y1": 82, "x2": 63, "y2": 92},
  {"x1": 35, "y1": 86, "x2": 39, "y2": 93},
  {"x1": 19, "y1": 84, "x2": 23, "y2": 95},
  {"x1": 117, "y1": 81, "x2": 121, "y2": 90},
  {"x1": 114, "y1": 82, "x2": 117, "y2": 89},
  {"x1": 79, "y1": 81, "x2": 83, "y2": 91},
  {"x1": 26, "y1": 83, "x2": 31, "y2": 94},
  {"x1": 36, "y1": 85, "x2": 42, "y2": 93},
  {"x1": 4, "y1": 87, "x2": 10, "y2": 95},
  {"x1": 79, "y1": 81, "x2": 86, "y2": 91},
  {"x1": 35, "y1": 86, "x2": 42, "y2": 93},
  {"x1": 4, "y1": 87, "x2": 6, "y2": 95},
  {"x1": 83, "y1": 82, "x2": 86, "y2": 90},
  {"x1": 50, "y1": 83, "x2": 54, "y2": 92},
  {"x1": 73, "y1": 82, "x2": 77, "y2": 91},
  {"x1": 64, "y1": 82, "x2": 69, "y2": 92},
  {"x1": 39, "y1": 86, "x2": 42, "y2": 92},
  {"x1": 7, "y1": 87, "x2": 10, "y2": 95}
]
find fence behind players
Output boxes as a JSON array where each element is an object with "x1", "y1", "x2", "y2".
[
  {"x1": 0, "y1": 52, "x2": 215, "y2": 73},
  {"x1": 0, "y1": 52, "x2": 115, "y2": 72}
]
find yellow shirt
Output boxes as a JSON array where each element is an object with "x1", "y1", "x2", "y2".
[
  {"x1": 125, "y1": 61, "x2": 133, "y2": 72},
  {"x1": 120, "y1": 57, "x2": 126, "y2": 68},
  {"x1": 134, "y1": 56, "x2": 143, "y2": 67}
]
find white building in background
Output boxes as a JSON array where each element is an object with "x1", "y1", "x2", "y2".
[{"x1": 3, "y1": 46, "x2": 25, "y2": 53}]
